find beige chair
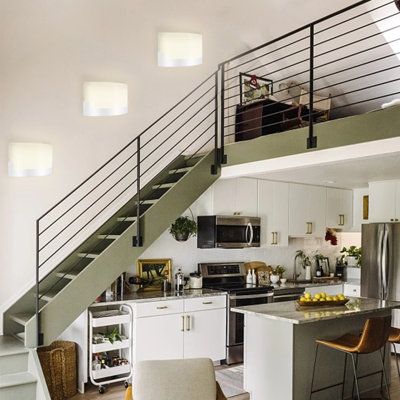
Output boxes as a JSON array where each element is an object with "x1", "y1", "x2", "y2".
[{"x1": 132, "y1": 358, "x2": 227, "y2": 400}]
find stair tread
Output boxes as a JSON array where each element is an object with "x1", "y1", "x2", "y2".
[
  {"x1": 77, "y1": 253, "x2": 99, "y2": 259},
  {"x1": 0, "y1": 372, "x2": 36, "y2": 388},
  {"x1": 141, "y1": 199, "x2": 158, "y2": 204},
  {"x1": 0, "y1": 336, "x2": 27, "y2": 357},
  {"x1": 152, "y1": 182, "x2": 175, "y2": 190},
  {"x1": 9, "y1": 314, "x2": 34, "y2": 326},
  {"x1": 98, "y1": 234, "x2": 121, "y2": 240},
  {"x1": 116, "y1": 216, "x2": 136, "y2": 222},
  {"x1": 56, "y1": 271, "x2": 78, "y2": 280},
  {"x1": 169, "y1": 166, "x2": 192, "y2": 174}
]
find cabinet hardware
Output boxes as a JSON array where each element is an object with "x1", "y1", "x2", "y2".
[
  {"x1": 202, "y1": 301, "x2": 213, "y2": 305},
  {"x1": 270, "y1": 232, "x2": 277, "y2": 245},
  {"x1": 156, "y1": 306, "x2": 168, "y2": 310},
  {"x1": 306, "y1": 222, "x2": 312, "y2": 234},
  {"x1": 391, "y1": 219, "x2": 394, "y2": 222},
  {"x1": 339, "y1": 214, "x2": 345, "y2": 226},
  {"x1": 186, "y1": 315, "x2": 191, "y2": 331},
  {"x1": 396, "y1": 219, "x2": 399, "y2": 222},
  {"x1": 181, "y1": 315, "x2": 185, "y2": 331}
]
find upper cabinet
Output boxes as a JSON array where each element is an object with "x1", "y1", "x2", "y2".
[
  {"x1": 369, "y1": 180, "x2": 400, "y2": 222},
  {"x1": 288, "y1": 184, "x2": 326, "y2": 237},
  {"x1": 326, "y1": 188, "x2": 353, "y2": 230},
  {"x1": 258, "y1": 180, "x2": 289, "y2": 247},
  {"x1": 213, "y1": 178, "x2": 258, "y2": 216}
]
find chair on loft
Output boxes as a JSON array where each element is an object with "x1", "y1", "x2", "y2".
[{"x1": 282, "y1": 89, "x2": 332, "y2": 130}]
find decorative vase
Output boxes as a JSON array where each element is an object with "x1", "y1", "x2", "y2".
[
  {"x1": 270, "y1": 274, "x2": 280, "y2": 284},
  {"x1": 347, "y1": 256, "x2": 357, "y2": 267},
  {"x1": 305, "y1": 265, "x2": 312, "y2": 281}
]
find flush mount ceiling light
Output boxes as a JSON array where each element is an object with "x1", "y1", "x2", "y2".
[
  {"x1": 158, "y1": 32, "x2": 203, "y2": 67},
  {"x1": 83, "y1": 82, "x2": 128, "y2": 116},
  {"x1": 8, "y1": 142, "x2": 53, "y2": 177}
]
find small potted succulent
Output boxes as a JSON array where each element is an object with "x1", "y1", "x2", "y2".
[
  {"x1": 270, "y1": 265, "x2": 286, "y2": 284},
  {"x1": 169, "y1": 216, "x2": 197, "y2": 242},
  {"x1": 340, "y1": 246, "x2": 362, "y2": 267}
]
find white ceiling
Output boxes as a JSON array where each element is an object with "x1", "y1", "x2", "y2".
[{"x1": 249, "y1": 152, "x2": 400, "y2": 189}]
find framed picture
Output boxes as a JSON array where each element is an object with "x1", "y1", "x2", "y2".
[
  {"x1": 317, "y1": 257, "x2": 330, "y2": 276},
  {"x1": 137, "y1": 259, "x2": 172, "y2": 291},
  {"x1": 239, "y1": 73, "x2": 273, "y2": 105}
]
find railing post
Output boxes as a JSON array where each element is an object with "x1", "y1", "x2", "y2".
[
  {"x1": 220, "y1": 64, "x2": 227, "y2": 164},
  {"x1": 133, "y1": 137, "x2": 143, "y2": 247},
  {"x1": 36, "y1": 220, "x2": 43, "y2": 347},
  {"x1": 211, "y1": 71, "x2": 219, "y2": 175},
  {"x1": 307, "y1": 23, "x2": 317, "y2": 149}
]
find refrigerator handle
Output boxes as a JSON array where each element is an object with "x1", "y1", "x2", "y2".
[
  {"x1": 382, "y1": 229, "x2": 389, "y2": 300},
  {"x1": 377, "y1": 228, "x2": 384, "y2": 299}
]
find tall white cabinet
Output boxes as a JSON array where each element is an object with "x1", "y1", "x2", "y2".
[
  {"x1": 258, "y1": 180, "x2": 289, "y2": 247},
  {"x1": 288, "y1": 184, "x2": 326, "y2": 237},
  {"x1": 369, "y1": 180, "x2": 400, "y2": 222}
]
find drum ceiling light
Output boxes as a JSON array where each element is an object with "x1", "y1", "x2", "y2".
[
  {"x1": 158, "y1": 32, "x2": 202, "y2": 67},
  {"x1": 8, "y1": 142, "x2": 53, "y2": 177},
  {"x1": 83, "y1": 82, "x2": 128, "y2": 116}
]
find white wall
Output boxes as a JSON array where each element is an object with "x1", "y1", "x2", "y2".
[{"x1": 0, "y1": 0, "x2": 360, "y2": 330}]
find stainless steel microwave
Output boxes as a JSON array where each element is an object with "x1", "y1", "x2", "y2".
[{"x1": 197, "y1": 215, "x2": 261, "y2": 249}]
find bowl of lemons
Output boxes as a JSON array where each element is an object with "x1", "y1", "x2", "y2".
[{"x1": 297, "y1": 292, "x2": 349, "y2": 307}]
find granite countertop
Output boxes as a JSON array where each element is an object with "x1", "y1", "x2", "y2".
[
  {"x1": 272, "y1": 280, "x2": 343, "y2": 294},
  {"x1": 232, "y1": 298, "x2": 400, "y2": 324},
  {"x1": 90, "y1": 288, "x2": 226, "y2": 307}
]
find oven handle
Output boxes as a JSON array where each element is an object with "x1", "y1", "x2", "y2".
[
  {"x1": 230, "y1": 292, "x2": 274, "y2": 300},
  {"x1": 273, "y1": 294, "x2": 301, "y2": 300},
  {"x1": 248, "y1": 223, "x2": 254, "y2": 246}
]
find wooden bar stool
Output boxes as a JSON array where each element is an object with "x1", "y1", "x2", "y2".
[
  {"x1": 388, "y1": 327, "x2": 400, "y2": 377},
  {"x1": 310, "y1": 316, "x2": 392, "y2": 400}
]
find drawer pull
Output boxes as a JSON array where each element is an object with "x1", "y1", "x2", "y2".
[
  {"x1": 186, "y1": 315, "x2": 191, "y2": 331},
  {"x1": 181, "y1": 315, "x2": 185, "y2": 331},
  {"x1": 156, "y1": 306, "x2": 168, "y2": 310},
  {"x1": 202, "y1": 301, "x2": 213, "y2": 305}
]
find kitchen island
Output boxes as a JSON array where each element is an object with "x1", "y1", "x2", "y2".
[{"x1": 233, "y1": 298, "x2": 400, "y2": 400}]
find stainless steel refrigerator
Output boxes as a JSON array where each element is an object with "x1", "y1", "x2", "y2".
[{"x1": 361, "y1": 223, "x2": 400, "y2": 301}]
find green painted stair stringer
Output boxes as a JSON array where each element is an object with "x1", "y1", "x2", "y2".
[{"x1": 21, "y1": 151, "x2": 219, "y2": 347}]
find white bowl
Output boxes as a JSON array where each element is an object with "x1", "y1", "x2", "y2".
[
  {"x1": 280, "y1": 278, "x2": 287, "y2": 284},
  {"x1": 270, "y1": 275, "x2": 280, "y2": 284}
]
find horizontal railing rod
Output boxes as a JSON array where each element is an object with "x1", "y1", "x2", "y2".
[
  {"x1": 38, "y1": 162, "x2": 138, "y2": 259},
  {"x1": 224, "y1": 34, "x2": 309, "y2": 76},
  {"x1": 39, "y1": 150, "x2": 138, "y2": 237},
  {"x1": 36, "y1": 71, "x2": 216, "y2": 223},
  {"x1": 140, "y1": 85, "x2": 215, "y2": 150},
  {"x1": 220, "y1": 0, "x2": 372, "y2": 65}
]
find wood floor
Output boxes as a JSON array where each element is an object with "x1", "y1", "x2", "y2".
[{"x1": 72, "y1": 356, "x2": 400, "y2": 400}]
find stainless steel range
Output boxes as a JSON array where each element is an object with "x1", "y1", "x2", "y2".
[{"x1": 199, "y1": 262, "x2": 273, "y2": 364}]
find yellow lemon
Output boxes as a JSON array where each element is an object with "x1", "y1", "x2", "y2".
[
  {"x1": 320, "y1": 292, "x2": 326, "y2": 298},
  {"x1": 332, "y1": 296, "x2": 338, "y2": 301},
  {"x1": 314, "y1": 294, "x2": 321, "y2": 300},
  {"x1": 313, "y1": 298, "x2": 318, "y2": 302},
  {"x1": 300, "y1": 296, "x2": 306, "y2": 302},
  {"x1": 319, "y1": 298, "x2": 326, "y2": 302},
  {"x1": 326, "y1": 296, "x2": 333, "y2": 301},
  {"x1": 304, "y1": 292, "x2": 311, "y2": 300}
]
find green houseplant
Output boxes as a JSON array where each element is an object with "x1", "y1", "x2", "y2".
[
  {"x1": 169, "y1": 216, "x2": 197, "y2": 242},
  {"x1": 340, "y1": 246, "x2": 362, "y2": 267}
]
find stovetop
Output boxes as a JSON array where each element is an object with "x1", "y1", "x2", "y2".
[{"x1": 203, "y1": 283, "x2": 273, "y2": 295}]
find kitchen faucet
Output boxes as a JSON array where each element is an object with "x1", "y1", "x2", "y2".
[{"x1": 293, "y1": 252, "x2": 303, "y2": 282}]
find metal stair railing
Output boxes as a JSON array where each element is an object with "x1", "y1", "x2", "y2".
[{"x1": 35, "y1": 70, "x2": 220, "y2": 346}]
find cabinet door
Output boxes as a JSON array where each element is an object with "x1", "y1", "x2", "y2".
[
  {"x1": 289, "y1": 184, "x2": 326, "y2": 237},
  {"x1": 396, "y1": 182, "x2": 400, "y2": 221},
  {"x1": 369, "y1": 181, "x2": 397, "y2": 222},
  {"x1": 213, "y1": 179, "x2": 237, "y2": 215},
  {"x1": 258, "y1": 180, "x2": 289, "y2": 247},
  {"x1": 235, "y1": 178, "x2": 258, "y2": 216},
  {"x1": 135, "y1": 314, "x2": 184, "y2": 362},
  {"x1": 183, "y1": 309, "x2": 226, "y2": 361},
  {"x1": 307, "y1": 285, "x2": 344, "y2": 296},
  {"x1": 326, "y1": 188, "x2": 353, "y2": 230}
]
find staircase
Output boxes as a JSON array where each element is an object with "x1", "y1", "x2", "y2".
[{"x1": 0, "y1": 336, "x2": 50, "y2": 400}]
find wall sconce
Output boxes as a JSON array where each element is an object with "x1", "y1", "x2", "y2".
[
  {"x1": 8, "y1": 143, "x2": 53, "y2": 177},
  {"x1": 158, "y1": 32, "x2": 203, "y2": 67},
  {"x1": 83, "y1": 82, "x2": 128, "y2": 116}
]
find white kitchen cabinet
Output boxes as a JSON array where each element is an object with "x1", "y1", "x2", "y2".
[
  {"x1": 213, "y1": 178, "x2": 258, "y2": 216},
  {"x1": 306, "y1": 284, "x2": 343, "y2": 296},
  {"x1": 183, "y1": 308, "x2": 226, "y2": 360},
  {"x1": 258, "y1": 180, "x2": 289, "y2": 247},
  {"x1": 288, "y1": 184, "x2": 326, "y2": 237},
  {"x1": 326, "y1": 188, "x2": 353, "y2": 230},
  {"x1": 133, "y1": 295, "x2": 226, "y2": 363},
  {"x1": 369, "y1": 180, "x2": 400, "y2": 222},
  {"x1": 135, "y1": 313, "x2": 184, "y2": 362}
]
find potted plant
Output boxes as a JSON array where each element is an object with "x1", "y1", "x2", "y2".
[
  {"x1": 340, "y1": 246, "x2": 362, "y2": 267},
  {"x1": 270, "y1": 265, "x2": 286, "y2": 284},
  {"x1": 169, "y1": 216, "x2": 197, "y2": 242}
]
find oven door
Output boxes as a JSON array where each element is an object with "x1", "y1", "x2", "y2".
[
  {"x1": 216, "y1": 217, "x2": 261, "y2": 248},
  {"x1": 228, "y1": 292, "x2": 273, "y2": 346}
]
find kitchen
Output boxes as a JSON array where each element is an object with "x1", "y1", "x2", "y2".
[{"x1": 59, "y1": 146, "x2": 400, "y2": 400}]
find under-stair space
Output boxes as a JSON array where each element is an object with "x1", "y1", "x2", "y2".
[
  {"x1": 4, "y1": 151, "x2": 219, "y2": 347},
  {"x1": 0, "y1": 335, "x2": 50, "y2": 400}
]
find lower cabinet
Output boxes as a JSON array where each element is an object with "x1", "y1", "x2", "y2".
[
  {"x1": 133, "y1": 296, "x2": 227, "y2": 363},
  {"x1": 343, "y1": 283, "x2": 361, "y2": 298},
  {"x1": 306, "y1": 284, "x2": 344, "y2": 296}
]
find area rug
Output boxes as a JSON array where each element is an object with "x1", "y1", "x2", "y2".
[{"x1": 215, "y1": 364, "x2": 245, "y2": 398}]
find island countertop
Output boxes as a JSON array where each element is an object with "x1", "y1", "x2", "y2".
[{"x1": 232, "y1": 297, "x2": 400, "y2": 324}]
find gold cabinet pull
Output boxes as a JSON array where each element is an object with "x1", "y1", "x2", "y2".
[
  {"x1": 186, "y1": 315, "x2": 191, "y2": 331},
  {"x1": 202, "y1": 301, "x2": 213, "y2": 305},
  {"x1": 156, "y1": 306, "x2": 168, "y2": 310},
  {"x1": 306, "y1": 222, "x2": 312, "y2": 234},
  {"x1": 181, "y1": 315, "x2": 185, "y2": 331}
]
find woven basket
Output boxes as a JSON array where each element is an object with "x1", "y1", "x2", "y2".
[{"x1": 38, "y1": 341, "x2": 77, "y2": 400}]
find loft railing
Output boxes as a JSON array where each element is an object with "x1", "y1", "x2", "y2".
[
  {"x1": 35, "y1": 0, "x2": 400, "y2": 345},
  {"x1": 219, "y1": 0, "x2": 400, "y2": 150}
]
